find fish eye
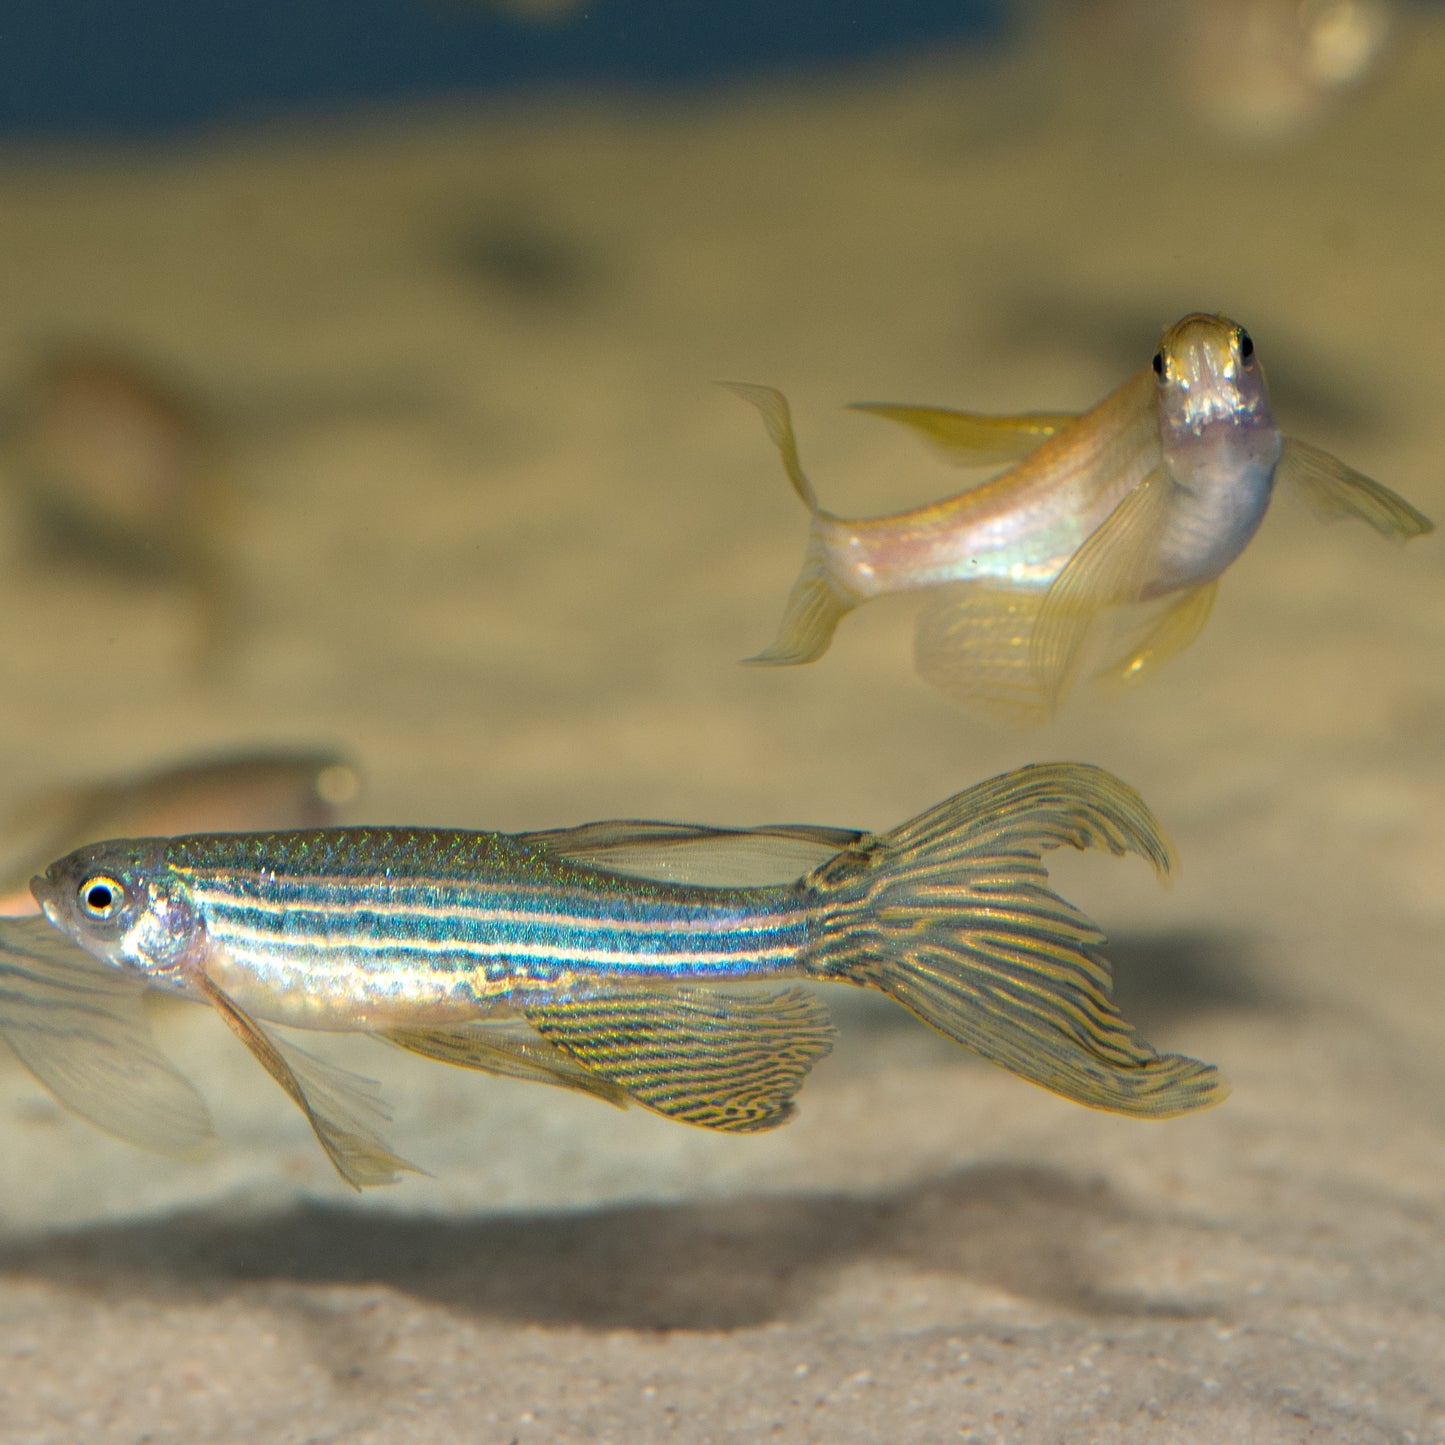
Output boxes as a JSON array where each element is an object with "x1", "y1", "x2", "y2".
[
  {"x1": 1238, "y1": 330, "x2": 1255, "y2": 365},
  {"x1": 78, "y1": 875, "x2": 124, "y2": 920},
  {"x1": 1151, "y1": 351, "x2": 1165, "y2": 379}
]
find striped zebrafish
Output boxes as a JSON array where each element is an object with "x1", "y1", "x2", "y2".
[{"x1": 16, "y1": 764, "x2": 1224, "y2": 1189}]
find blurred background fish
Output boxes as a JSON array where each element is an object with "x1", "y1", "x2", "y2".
[
  {"x1": 0, "y1": 346, "x2": 233, "y2": 660},
  {"x1": 0, "y1": 748, "x2": 361, "y2": 915}
]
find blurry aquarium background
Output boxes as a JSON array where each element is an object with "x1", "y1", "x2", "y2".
[{"x1": 1, "y1": 3, "x2": 1444, "y2": 1442}]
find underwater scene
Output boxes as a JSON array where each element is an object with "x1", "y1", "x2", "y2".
[{"x1": 0, "y1": 2, "x2": 1442, "y2": 1440}]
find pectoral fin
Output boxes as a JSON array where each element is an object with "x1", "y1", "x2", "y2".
[
  {"x1": 0, "y1": 915, "x2": 214, "y2": 1158},
  {"x1": 847, "y1": 402, "x2": 1076, "y2": 467},
  {"x1": 193, "y1": 970, "x2": 418, "y2": 1189},
  {"x1": 1032, "y1": 467, "x2": 1174, "y2": 714},
  {"x1": 1098, "y1": 580, "x2": 1219, "y2": 687},
  {"x1": 520, "y1": 985, "x2": 835, "y2": 1132},
  {"x1": 1277, "y1": 438, "x2": 1433, "y2": 540},
  {"x1": 378, "y1": 1020, "x2": 631, "y2": 1108}
]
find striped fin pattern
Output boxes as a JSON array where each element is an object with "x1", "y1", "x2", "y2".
[
  {"x1": 378, "y1": 1019, "x2": 632, "y2": 1107},
  {"x1": 521, "y1": 984, "x2": 836, "y2": 1132},
  {"x1": 0, "y1": 915, "x2": 214, "y2": 1156},
  {"x1": 806, "y1": 764, "x2": 1225, "y2": 1118}
]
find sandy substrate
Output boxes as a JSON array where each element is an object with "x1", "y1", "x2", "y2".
[{"x1": 0, "y1": 22, "x2": 1443, "y2": 1444}]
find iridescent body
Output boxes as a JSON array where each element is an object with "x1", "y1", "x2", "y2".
[
  {"x1": 13, "y1": 765, "x2": 1224, "y2": 1187},
  {"x1": 734, "y1": 313, "x2": 1432, "y2": 722}
]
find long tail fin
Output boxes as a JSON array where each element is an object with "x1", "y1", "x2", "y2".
[
  {"x1": 804, "y1": 764, "x2": 1225, "y2": 1118},
  {"x1": 723, "y1": 382, "x2": 857, "y2": 665}
]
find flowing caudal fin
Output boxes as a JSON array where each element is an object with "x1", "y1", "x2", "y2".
[
  {"x1": 805, "y1": 764, "x2": 1225, "y2": 1118},
  {"x1": 520, "y1": 984, "x2": 836, "y2": 1132},
  {"x1": 723, "y1": 382, "x2": 858, "y2": 665},
  {"x1": 1277, "y1": 438, "x2": 1434, "y2": 540},
  {"x1": 847, "y1": 402, "x2": 1076, "y2": 468},
  {"x1": 194, "y1": 970, "x2": 419, "y2": 1189},
  {"x1": 912, "y1": 584, "x2": 1054, "y2": 727},
  {"x1": 0, "y1": 915, "x2": 215, "y2": 1157},
  {"x1": 378, "y1": 1019, "x2": 632, "y2": 1108}
]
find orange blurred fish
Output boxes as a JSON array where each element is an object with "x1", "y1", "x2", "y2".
[
  {"x1": 0, "y1": 749, "x2": 360, "y2": 915},
  {"x1": 732, "y1": 313, "x2": 1432, "y2": 724}
]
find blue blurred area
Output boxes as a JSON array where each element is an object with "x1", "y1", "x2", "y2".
[{"x1": 0, "y1": 0, "x2": 1005, "y2": 138}]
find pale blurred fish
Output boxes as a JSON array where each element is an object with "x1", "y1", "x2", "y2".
[
  {"x1": 0, "y1": 749, "x2": 361, "y2": 915},
  {"x1": 27, "y1": 764, "x2": 1221, "y2": 1189},
  {"x1": 0, "y1": 347, "x2": 232, "y2": 660},
  {"x1": 732, "y1": 313, "x2": 1432, "y2": 725}
]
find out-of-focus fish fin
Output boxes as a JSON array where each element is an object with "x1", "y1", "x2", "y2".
[
  {"x1": 192, "y1": 970, "x2": 418, "y2": 1189},
  {"x1": 807, "y1": 764, "x2": 1226, "y2": 1118},
  {"x1": 847, "y1": 403, "x2": 1076, "y2": 468},
  {"x1": 724, "y1": 382, "x2": 859, "y2": 666},
  {"x1": 0, "y1": 916, "x2": 215, "y2": 1157},
  {"x1": 1098, "y1": 580, "x2": 1219, "y2": 687},
  {"x1": 1032, "y1": 467, "x2": 1175, "y2": 714},
  {"x1": 1277, "y1": 438, "x2": 1434, "y2": 540},
  {"x1": 523, "y1": 819, "x2": 862, "y2": 887},
  {"x1": 521, "y1": 984, "x2": 836, "y2": 1132},
  {"x1": 378, "y1": 1020, "x2": 631, "y2": 1107},
  {"x1": 912, "y1": 584, "x2": 1053, "y2": 728}
]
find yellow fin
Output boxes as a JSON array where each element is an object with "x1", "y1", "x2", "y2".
[
  {"x1": 807, "y1": 764, "x2": 1224, "y2": 1119},
  {"x1": 0, "y1": 915, "x2": 215, "y2": 1157},
  {"x1": 194, "y1": 970, "x2": 419, "y2": 1189},
  {"x1": 721, "y1": 382, "x2": 820, "y2": 512},
  {"x1": 1031, "y1": 467, "x2": 1174, "y2": 715},
  {"x1": 848, "y1": 402, "x2": 1076, "y2": 467},
  {"x1": 520, "y1": 984, "x2": 835, "y2": 1133},
  {"x1": 378, "y1": 1020, "x2": 631, "y2": 1108},
  {"x1": 1099, "y1": 580, "x2": 1219, "y2": 687},
  {"x1": 1277, "y1": 437, "x2": 1434, "y2": 540},
  {"x1": 912, "y1": 584, "x2": 1053, "y2": 728}
]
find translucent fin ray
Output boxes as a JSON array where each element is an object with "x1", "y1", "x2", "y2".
[
  {"x1": 194, "y1": 970, "x2": 417, "y2": 1189},
  {"x1": 1097, "y1": 580, "x2": 1219, "y2": 687},
  {"x1": 522, "y1": 818, "x2": 862, "y2": 887},
  {"x1": 1031, "y1": 467, "x2": 1174, "y2": 715},
  {"x1": 1277, "y1": 437, "x2": 1434, "y2": 540},
  {"x1": 913, "y1": 584, "x2": 1053, "y2": 728},
  {"x1": 0, "y1": 916, "x2": 214, "y2": 1157}
]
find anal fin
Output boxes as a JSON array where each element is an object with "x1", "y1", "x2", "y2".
[
  {"x1": 520, "y1": 985, "x2": 835, "y2": 1133},
  {"x1": 913, "y1": 584, "x2": 1053, "y2": 727},
  {"x1": 378, "y1": 1019, "x2": 631, "y2": 1108}
]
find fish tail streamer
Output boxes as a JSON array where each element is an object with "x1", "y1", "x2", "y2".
[
  {"x1": 723, "y1": 381, "x2": 859, "y2": 665},
  {"x1": 802, "y1": 763, "x2": 1225, "y2": 1118}
]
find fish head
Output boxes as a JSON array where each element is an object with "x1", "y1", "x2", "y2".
[
  {"x1": 1153, "y1": 313, "x2": 1273, "y2": 436},
  {"x1": 31, "y1": 838, "x2": 205, "y2": 980},
  {"x1": 1153, "y1": 314, "x2": 1282, "y2": 513}
]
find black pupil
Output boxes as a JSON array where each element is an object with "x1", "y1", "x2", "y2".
[
  {"x1": 1240, "y1": 331, "x2": 1255, "y2": 362},
  {"x1": 1151, "y1": 351, "x2": 1165, "y2": 378},
  {"x1": 85, "y1": 882, "x2": 114, "y2": 912}
]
